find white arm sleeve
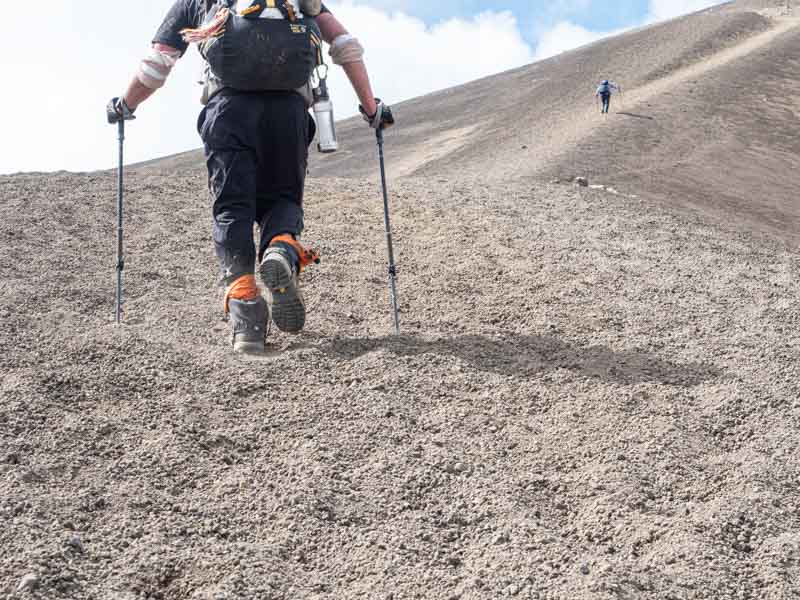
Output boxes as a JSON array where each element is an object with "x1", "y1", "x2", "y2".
[
  {"x1": 137, "y1": 47, "x2": 180, "y2": 90},
  {"x1": 329, "y1": 34, "x2": 364, "y2": 65}
]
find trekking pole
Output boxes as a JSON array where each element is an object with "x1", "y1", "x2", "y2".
[
  {"x1": 375, "y1": 128, "x2": 400, "y2": 334},
  {"x1": 115, "y1": 119, "x2": 125, "y2": 324}
]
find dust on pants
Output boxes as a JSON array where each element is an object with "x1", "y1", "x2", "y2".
[{"x1": 197, "y1": 90, "x2": 315, "y2": 286}]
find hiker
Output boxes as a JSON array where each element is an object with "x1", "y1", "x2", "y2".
[
  {"x1": 106, "y1": 0, "x2": 394, "y2": 354},
  {"x1": 595, "y1": 79, "x2": 620, "y2": 114}
]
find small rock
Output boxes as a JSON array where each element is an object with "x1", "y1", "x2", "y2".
[
  {"x1": 17, "y1": 573, "x2": 40, "y2": 592},
  {"x1": 580, "y1": 563, "x2": 590, "y2": 575},
  {"x1": 493, "y1": 531, "x2": 510, "y2": 545},
  {"x1": 575, "y1": 177, "x2": 589, "y2": 187}
]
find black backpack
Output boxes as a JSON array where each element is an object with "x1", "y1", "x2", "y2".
[{"x1": 200, "y1": 0, "x2": 322, "y2": 91}]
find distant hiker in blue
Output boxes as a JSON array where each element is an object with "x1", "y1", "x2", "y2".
[{"x1": 595, "y1": 79, "x2": 621, "y2": 114}]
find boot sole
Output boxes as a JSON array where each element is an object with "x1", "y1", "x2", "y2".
[{"x1": 260, "y1": 252, "x2": 305, "y2": 333}]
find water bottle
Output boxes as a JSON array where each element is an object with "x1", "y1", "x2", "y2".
[{"x1": 312, "y1": 78, "x2": 338, "y2": 153}]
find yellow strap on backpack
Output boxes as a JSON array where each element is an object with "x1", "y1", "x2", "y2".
[
  {"x1": 239, "y1": 4, "x2": 262, "y2": 16},
  {"x1": 310, "y1": 31, "x2": 323, "y2": 64}
]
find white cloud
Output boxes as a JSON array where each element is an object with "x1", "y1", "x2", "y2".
[
  {"x1": 323, "y1": 2, "x2": 534, "y2": 121},
  {"x1": 647, "y1": 1, "x2": 722, "y2": 22},
  {"x1": 0, "y1": 3, "x2": 207, "y2": 175},
  {"x1": 0, "y1": 1, "x2": 533, "y2": 174},
  {"x1": 532, "y1": 1, "x2": 724, "y2": 61}
]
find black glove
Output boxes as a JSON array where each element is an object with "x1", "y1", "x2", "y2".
[
  {"x1": 359, "y1": 98, "x2": 394, "y2": 130},
  {"x1": 106, "y1": 97, "x2": 136, "y2": 124}
]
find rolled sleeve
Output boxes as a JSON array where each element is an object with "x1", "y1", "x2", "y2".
[{"x1": 152, "y1": 0, "x2": 204, "y2": 56}]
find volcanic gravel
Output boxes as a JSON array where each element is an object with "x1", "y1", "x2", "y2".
[
  {"x1": 3, "y1": 2, "x2": 800, "y2": 598},
  {"x1": 1, "y1": 163, "x2": 798, "y2": 599}
]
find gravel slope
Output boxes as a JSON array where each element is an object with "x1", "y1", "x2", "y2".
[
  {"x1": 1, "y1": 166, "x2": 798, "y2": 598},
  {"x1": 2, "y1": 1, "x2": 799, "y2": 598}
]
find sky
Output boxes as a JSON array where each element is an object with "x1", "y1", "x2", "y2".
[{"x1": 0, "y1": 0, "x2": 723, "y2": 174}]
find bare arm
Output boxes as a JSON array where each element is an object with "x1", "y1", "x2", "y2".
[
  {"x1": 315, "y1": 12, "x2": 377, "y2": 116},
  {"x1": 124, "y1": 77, "x2": 156, "y2": 110}
]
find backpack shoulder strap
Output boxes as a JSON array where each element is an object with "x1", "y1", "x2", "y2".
[
  {"x1": 231, "y1": 0, "x2": 300, "y2": 21},
  {"x1": 273, "y1": 0, "x2": 299, "y2": 21}
]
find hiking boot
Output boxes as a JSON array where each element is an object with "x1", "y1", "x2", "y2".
[
  {"x1": 228, "y1": 296, "x2": 268, "y2": 354},
  {"x1": 259, "y1": 236, "x2": 319, "y2": 333},
  {"x1": 259, "y1": 245, "x2": 306, "y2": 333}
]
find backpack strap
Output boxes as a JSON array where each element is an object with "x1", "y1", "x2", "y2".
[
  {"x1": 239, "y1": 1, "x2": 265, "y2": 17},
  {"x1": 233, "y1": 0, "x2": 300, "y2": 21},
  {"x1": 310, "y1": 28, "x2": 323, "y2": 66},
  {"x1": 275, "y1": 0, "x2": 299, "y2": 22}
]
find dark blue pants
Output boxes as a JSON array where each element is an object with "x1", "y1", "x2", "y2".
[
  {"x1": 600, "y1": 92, "x2": 611, "y2": 114},
  {"x1": 198, "y1": 91, "x2": 315, "y2": 285}
]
